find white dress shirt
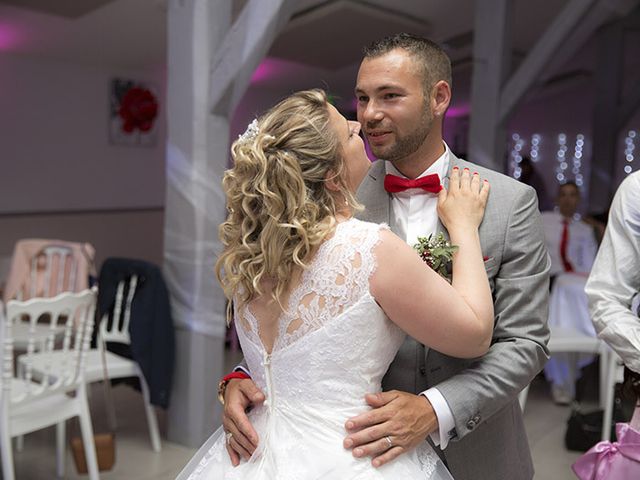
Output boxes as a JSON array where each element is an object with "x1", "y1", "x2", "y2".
[
  {"x1": 585, "y1": 171, "x2": 640, "y2": 374},
  {"x1": 541, "y1": 210, "x2": 598, "y2": 276},
  {"x1": 385, "y1": 143, "x2": 455, "y2": 449}
]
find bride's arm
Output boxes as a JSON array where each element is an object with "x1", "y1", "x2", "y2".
[{"x1": 370, "y1": 168, "x2": 492, "y2": 359}]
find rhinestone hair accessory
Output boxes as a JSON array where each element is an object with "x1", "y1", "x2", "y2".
[{"x1": 238, "y1": 119, "x2": 259, "y2": 143}]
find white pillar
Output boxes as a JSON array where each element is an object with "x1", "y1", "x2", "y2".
[
  {"x1": 164, "y1": 0, "x2": 230, "y2": 447},
  {"x1": 164, "y1": 0, "x2": 297, "y2": 447},
  {"x1": 589, "y1": 22, "x2": 624, "y2": 213},
  {"x1": 467, "y1": 0, "x2": 512, "y2": 170}
]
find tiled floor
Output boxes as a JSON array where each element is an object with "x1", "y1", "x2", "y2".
[{"x1": 9, "y1": 358, "x2": 593, "y2": 479}]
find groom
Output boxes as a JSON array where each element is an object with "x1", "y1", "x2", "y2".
[
  {"x1": 221, "y1": 34, "x2": 550, "y2": 480},
  {"x1": 343, "y1": 34, "x2": 550, "y2": 479}
]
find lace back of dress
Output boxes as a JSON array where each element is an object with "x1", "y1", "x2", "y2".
[{"x1": 235, "y1": 220, "x2": 384, "y2": 354}]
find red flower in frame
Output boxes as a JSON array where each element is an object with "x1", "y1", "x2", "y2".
[{"x1": 118, "y1": 87, "x2": 158, "y2": 133}]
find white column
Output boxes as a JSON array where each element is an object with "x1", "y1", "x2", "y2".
[
  {"x1": 589, "y1": 22, "x2": 624, "y2": 213},
  {"x1": 467, "y1": 0, "x2": 512, "y2": 171},
  {"x1": 164, "y1": 0, "x2": 297, "y2": 447},
  {"x1": 164, "y1": 0, "x2": 230, "y2": 447}
]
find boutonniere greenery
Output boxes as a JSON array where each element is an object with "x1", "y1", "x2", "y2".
[{"x1": 413, "y1": 233, "x2": 458, "y2": 281}]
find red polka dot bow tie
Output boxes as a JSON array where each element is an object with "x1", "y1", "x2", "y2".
[{"x1": 383, "y1": 173, "x2": 443, "y2": 194}]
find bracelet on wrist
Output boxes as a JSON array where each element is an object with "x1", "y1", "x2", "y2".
[{"x1": 217, "y1": 371, "x2": 250, "y2": 405}]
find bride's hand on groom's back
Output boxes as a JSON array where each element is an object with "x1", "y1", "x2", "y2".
[{"x1": 222, "y1": 379, "x2": 265, "y2": 466}]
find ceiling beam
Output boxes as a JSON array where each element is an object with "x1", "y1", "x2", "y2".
[
  {"x1": 498, "y1": 0, "x2": 596, "y2": 123},
  {"x1": 208, "y1": 0, "x2": 297, "y2": 116},
  {"x1": 538, "y1": 0, "x2": 640, "y2": 85},
  {"x1": 288, "y1": 0, "x2": 427, "y2": 28}
]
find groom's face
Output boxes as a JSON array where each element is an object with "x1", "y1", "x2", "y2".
[{"x1": 355, "y1": 49, "x2": 433, "y2": 162}]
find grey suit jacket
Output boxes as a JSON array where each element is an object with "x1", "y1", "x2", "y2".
[{"x1": 356, "y1": 155, "x2": 551, "y2": 480}]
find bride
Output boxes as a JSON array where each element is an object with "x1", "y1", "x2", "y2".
[{"x1": 177, "y1": 89, "x2": 492, "y2": 479}]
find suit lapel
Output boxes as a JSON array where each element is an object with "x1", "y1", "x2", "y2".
[{"x1": 360, "y1": 161, "x2": 397, "y2": 233}]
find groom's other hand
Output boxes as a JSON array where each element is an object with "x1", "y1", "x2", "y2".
[
  {"x1": 343, "y1": 391, "x2": 437, "y2": 468},
  {"x1": 222, "y1": 379, "x2": 265, "y2": 466}
]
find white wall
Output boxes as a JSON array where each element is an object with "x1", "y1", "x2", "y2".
[
  {"x1": 0, "y1": 53, "x2": 167, "y2": 277},
  {"x1": 0, "y1": 53, "x2": 166, "y2": 214}
]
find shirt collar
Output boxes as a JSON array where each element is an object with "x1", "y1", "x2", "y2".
[{"x1": 384, "y1": 142, "x2": 451, "y2": 180}]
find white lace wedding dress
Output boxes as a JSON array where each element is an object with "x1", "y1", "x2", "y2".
[{"x1": 177, "y1": 218, "x2": 453, "y2": 479}]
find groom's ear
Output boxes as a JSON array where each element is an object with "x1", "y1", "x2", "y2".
[
  {"x1": 431, "y1": 80, "x2": 451, "y2": 118},
  {"x1": 325, "y1": 170, "x2": 341, "y2": 192}
]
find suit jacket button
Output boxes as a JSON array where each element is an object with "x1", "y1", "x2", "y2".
[
  {"x1": 466, "y1": 420, "x2": 476, "y2": 430},
  {"x1": 473, "y1": 415, "x2": 481, "y2": 423},
  {"x1": 419, "y1": 367, "x2": 426, "y2": 375}
]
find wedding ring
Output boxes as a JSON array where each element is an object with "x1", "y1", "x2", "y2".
[
  {"x1": 225, "y1": 432, "x2": 233, "y2": 444},
  {"x1": 384, "y1": 436, "x2": 393, "y2": 448}
]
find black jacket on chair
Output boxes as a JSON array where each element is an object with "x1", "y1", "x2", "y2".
[{"x1": 97, "y1": 258, "x2": 175, "y2": 409}]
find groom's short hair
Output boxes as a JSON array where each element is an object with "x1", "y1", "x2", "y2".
[{"x1": 363, "y1": 33, "x2": 452, "y2": 94}]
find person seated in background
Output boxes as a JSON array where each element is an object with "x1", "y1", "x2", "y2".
[
  {"x1": 541, "y1": 181, "x2": 599, "y2": 404},
  {"x1": 541, "y1": 181, "x2": 598, "y2": 279},
  {"x1": 518, "y1": 156, "x2": 552, "y2": 212}
]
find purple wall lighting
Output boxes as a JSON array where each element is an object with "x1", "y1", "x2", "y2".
[
  {"x1": 250, "y1": 59, "x2": 281, "y2": 85},
  {"x1": 446, "y1": 104, "x2": 470, "y2": 118},
  {"x1": 0, "y1": 22, "x2": 24, "y2": 51}
]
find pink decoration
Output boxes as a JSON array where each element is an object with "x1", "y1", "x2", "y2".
[{"x1": 572, "y1": 422, "x2": 640, "y2": 480}]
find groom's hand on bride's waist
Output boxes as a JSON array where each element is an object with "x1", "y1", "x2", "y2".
[
  {"x1": 343, "y1": 391, "x2": 438, "y2": 468},
  {"x1": 222, "y1": 378, "x2": 265, "y2": 466}
]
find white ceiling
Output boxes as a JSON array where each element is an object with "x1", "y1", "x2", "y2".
[
  {"x1": 0, "y1": 0, "x2": 638, "y2": 113},
  {"x1": 0, "y1": 0, "x2": 572, "y2": 69}
]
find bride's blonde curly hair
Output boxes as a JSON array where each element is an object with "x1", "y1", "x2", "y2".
[{"x1": 216, "y1": 89, "x2": 362, "y2": 317}]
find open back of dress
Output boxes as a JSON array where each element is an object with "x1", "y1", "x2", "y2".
[{"x1": 178, "y1": 218, "x2": 453, "y2": 480}]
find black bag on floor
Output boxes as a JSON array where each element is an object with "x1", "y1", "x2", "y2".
[
  {"x1": 565, "y1": 384, "x2": 631, "y2": 452},
  {"x1": 565, "y1": 409, "x2": 615, "y2": 452}
]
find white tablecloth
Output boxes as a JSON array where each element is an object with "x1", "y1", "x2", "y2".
[
  {"x1": 548, "y1": 273, "x2": 596, "y2": 335},
  {"x1": 544, "y1": 273, "x2": 598, "y2": 396}
]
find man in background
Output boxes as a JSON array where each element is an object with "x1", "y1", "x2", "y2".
[{"x1": 542, "y1": 181, "x2": 599, "y2": 403}]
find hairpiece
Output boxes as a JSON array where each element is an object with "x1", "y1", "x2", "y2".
[{"x1": 238, "y1": 119, "x2": 259, "y2": 143}]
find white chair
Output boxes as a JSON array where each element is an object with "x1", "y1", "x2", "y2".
[
  {"x1": 22, "y1": 275, "x2": 162, "y2": 452},
  {"x1": 601, "y1": 349, "x2": 626, "y2": 441},
  {"x1": 519, "y1": 326, "x2": 607, "y2": 411},
  {"x1": 21, "y1": 245, "x2": 78, "y2": 300},
  {"x1": 91, "y1": 275, "x2": 161, "y2": 451},
  {"x1": 12, "y1": 245, "x2": 79, "y2": 350},
  {"x1": 549, "y1": 326, "x2": 609, "y2": 405},
  {"x1": 1, "y1": 289, "x2": 99, "y2": 480},
  {"x1": 519, "y1": 274, "x2": 609, "y2": 411}
]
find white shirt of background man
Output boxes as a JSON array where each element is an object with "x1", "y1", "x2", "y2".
[{"x1": 541, "y1": 210, "x2": 598, "y2": 276}]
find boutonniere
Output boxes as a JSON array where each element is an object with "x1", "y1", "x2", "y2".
[{"x1": 413, "y1": 233, "x2": 458, "y2": 281}]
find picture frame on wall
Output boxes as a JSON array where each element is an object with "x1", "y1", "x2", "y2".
[{"x1": 109, "y1": 78, "x2": 159, "y2": 147}]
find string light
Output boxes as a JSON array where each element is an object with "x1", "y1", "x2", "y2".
[
  {"x1": 624, "y1": 130, "x2": 636, "y2": 176},
  {"x1": 573, "y1": 134, "x2": 584, "y2": 187},
  {"x1": 504, "y1": 129, "x2": 640, "y2": 184},
  {"x1": 510, "y1": 133, "x2": 525, "y2": 179},
  {"x1": 556, "y1": 133, "x2": 568, "y2": 183},
  {"x1": 530, "y1": 134, "x2": 541, "y2": 162}
]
